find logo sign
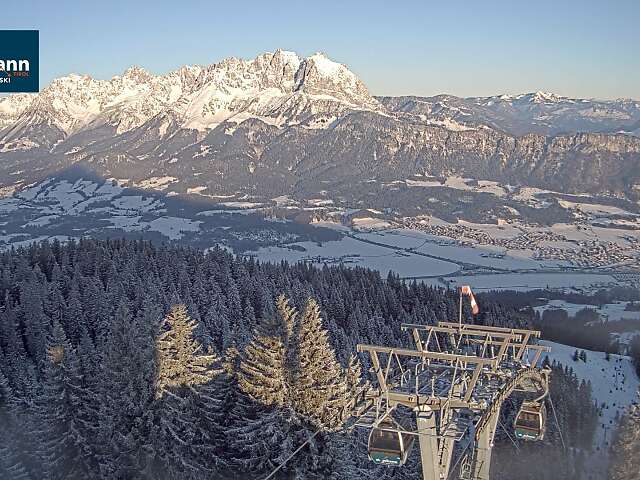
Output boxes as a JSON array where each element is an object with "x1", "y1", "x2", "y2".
[{"x1": 0, "y1": 30, "x2": 39, "y2": 93}]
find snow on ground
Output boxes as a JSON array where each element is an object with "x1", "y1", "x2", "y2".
[
  {"x1": 455, "y1": 221, "x2": 522, "y2": 240},
  {"x1": 309, "y1": 221, "x2": 350, "y2": 232},
  {"x1": 0, "y1": 233, "x2": 30, "y2": 245},
  {"x1": 187, "y1": 186, "x2": 208, "y2": 194},
  {"x1": 534, "y1": 300, "x2": 640, "y2": 322},
  {"x1": 0, "y1": 178, "x2": 210, "y2": 246},
  {"x1": 558, "y1": 200, "x2": 634, "y2": 216},
  {"x1": 546, "y1": 223, "x2": 609, "y2": 243},
  {"x1": 147, "y1": 217, "x2": 201, "y2": 240},
  {"x1": 351, "y1": 217, "x2": 393, "y2": 230},
  {"x1": 197, "y1": 209, "x2": 260, "y2": 216},
  {"x1": 11, "y1": 179, "x2": 130, "y2": 216},
  {"x1": 611, "y1": 331, "x2": 640, "y2": 351},
  {"x1": 107, "y1": 215, "x2": 145, "y2": 232},
  {"x1": 355, "y1": 229, "x2": 566, "y2": 270},
  {"x1": 251, "y1": 226, "x2": 625, "y2": 291},
  {"x1": 402, "y1": 176, "x2": 509, "y2": 197},
  {"x1": 272, "y1": 195, "x2": 297, "y2": 206},
  {"x1": 540, "y1": 340, "x2": 639, "y2": 470},
  {"x1": 111, "y1": 195, "x2": 160, "y2": 213},
  {"x1": 308, "y1": 198, "x2": 334, "y2": 206},
  {"x1": 0, "y1": 138, "x2": 39, "y2": 152},
  {"x1": 25, "y1": 215, "x2": 60, "y2": 227},
  {"x1": 436, "y1": 273, "x2": 617, "y2": 291},
  {"x1": 6, "y1": 235, "x2": 76, "y2": 249},
  {"x1": 253, "y1": 236, "x2": 459, "y2": 278},
  {"x1": 218, "y1": 201, "x2": 263, "y2": 209},
  {"x1": 426, "y1": 118, "x2": 476, "y2": 131},
  {"x1": 135, "y1": 176, "x2": 178, "y2": 191},
  {"x1": 31, "y1": 181, "x2": 84, "y2": 212},
  {"x1": 406, "y1": 178, "x2": 443, "y2": 188},
  {"x1": 0, "y1": 197, "x2": 22, "y2": 213}
]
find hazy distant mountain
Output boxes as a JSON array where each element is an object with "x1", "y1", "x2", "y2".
[
  {"x1": 1, "y1": 50, "x2": 639, "y2": 201},
  {"x1": 378, "y1": 92, "x2": 640, "y2": 136}
]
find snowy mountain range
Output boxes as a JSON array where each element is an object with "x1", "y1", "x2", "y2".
[
  {"x1": 0, "y1": 50, "x2": 379, "y2": 148},
  {"x1": 380, "y1": 92, "x2": 640, "y2": 136},
  {"x1": 1, "y1": 50, "x2": 639, "y2": 201}
]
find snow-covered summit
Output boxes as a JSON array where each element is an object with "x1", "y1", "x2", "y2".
[
  {"x1": 0, "y1": 50, "x2": 381, "y2": 145},
  {"x1": 0, "y1": 93, "x2": 36, "y2": 130},
  {"x1": 519, "y1": 91, "x2": 567, "y2": 103}
]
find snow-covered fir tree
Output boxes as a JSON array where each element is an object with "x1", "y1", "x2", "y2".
[
  {"x1": 97, "y1": 302, "x2": 157, "y2": 479},
  {"x1": 154, "y1": 303, "x2": 222, "y2": 477},
  {"x1": 0, "y1": 368, "x2": 32, "y2": 480},
  {"x1": 609, "y1": 401, "x2": 640, "y2": 480},
  {"x1": 33, "y1": 321, "x2": 93, "y2": 479},
  {"x1": 292, "y1": 298, "x2": 351, "y2": 430},
  {"x1": 236, "y1": 295, "x2": 294, "y2": 408},
  {"x1": 230, "y1": 296, "x2": 298, "y2": 477},
  {"x1": 0, "y1": 239, "x2": 610, "y2": 480}
]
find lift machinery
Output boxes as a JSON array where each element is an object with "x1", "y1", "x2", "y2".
[{"x1": 350, "y1": 321, "x2": 551, "y2": 480}]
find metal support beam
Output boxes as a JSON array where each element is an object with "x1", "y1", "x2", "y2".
[
  {"x1": 438, "y1": 321, "x2": 541, "y2": 338},
  {"x1": 369, "y1": 350, "x2": 386, "y2": 391},
  {"x1": 464, "y1": 364, "x2": 484, "y2": 403},
  {"x1": 472, "y1": 409, "x2": 500, "y2": 480},
  {"x1": 416, "y1": 407, "x2": 452, "y2": 480},
  {"x1": 357, "y1": 344, "x2": 498, "y2": 366}
]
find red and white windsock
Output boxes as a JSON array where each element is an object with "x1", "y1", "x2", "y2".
[{"x1": 460, "y1": 285, "x2": 479, "y2": 315}]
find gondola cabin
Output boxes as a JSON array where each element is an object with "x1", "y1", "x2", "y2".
[
  {"x1": 368, "y1": 419, "x2": 415, "y2": 466},
  {"x1": 514, "y1": 401, "x2": 547, "y2": 441}
]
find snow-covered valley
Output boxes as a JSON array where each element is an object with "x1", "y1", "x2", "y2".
[{"x1": 2, "y1": 172, "x2": 639, "y2": 296}]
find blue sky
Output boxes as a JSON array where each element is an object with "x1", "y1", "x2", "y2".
[{"x1": 4, "y1": 0, "x2": 639, "y2": 99}]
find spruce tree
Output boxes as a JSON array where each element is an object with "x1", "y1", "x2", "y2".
[
  {"x1": 155, "y1": 303, "x2": 222, "y2": 477},
  {"x1": 236, "y1": 296, "x2": 294, "y2": 408},
  {"x1": 609, "y1": 402, "x2": 640, "y2": 480},
  {"x1": 292, "y1": 298, "x2": 351, "y2": 430},
  {"x1": 230, "y1": 296, "x2": 298, "y2": 476},
  {"x1": 34, "y1": 321, "x2": 92, "y2": 479},
  {"x1": 0, "y1": 369, "x2": 31, "y2": 479},
  {"x1": 156, "y1": 304, "x2": 218, "y2": 392},
  {"x1": 97, "y1": 302, "x2": 156, "y2": 479}
]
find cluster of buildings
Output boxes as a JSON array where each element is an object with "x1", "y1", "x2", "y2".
[
  {"x1": 401, "y1": 218, "x2": 640, "y2": 271},
  {"x1": 402, "y1": 219, "x2": 565, "y2": 250},
  {"x1": 535, "y1": 241, "x2": 639, "y2": 269}
]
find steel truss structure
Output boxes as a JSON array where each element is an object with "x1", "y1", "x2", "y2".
[{"x1": 352, "y1": 322, "x2": 551, "y2": 480}]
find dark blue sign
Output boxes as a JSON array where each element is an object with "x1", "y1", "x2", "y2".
[{"x1": 0, "y1": 30, "x2": 39, "y2": 92}]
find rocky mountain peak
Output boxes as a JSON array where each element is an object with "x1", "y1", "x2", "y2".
[
  {"x1": 121, "y1": 65, "x2": 154, "y2": 83},
  {"x1": 0, "y1": 50, "x2": 385, "y2": 141},
  {"x1": 293, "y1": 52, "x2": 378, "y2": 108}
]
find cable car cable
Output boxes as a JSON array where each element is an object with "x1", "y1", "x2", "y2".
[
  {"x1": 548, "y1": 393, "x2": 566, "y2": 450},
  {"x1": 262, "y1": 429, "x2": 322, "y2": 480},
  {"x1": 498, "y1": 418, "x2": 520, "y2": 451},
  {"x1": 262, "y1": 400, "x2": 372, "y2": 480}
]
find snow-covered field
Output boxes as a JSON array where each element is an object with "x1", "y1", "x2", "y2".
[
  {"x1": 1, "y1": 176, "x2": 638, "y2": 297},
  {"x1": 251, "y1": 224, "x2": 631, "y2": 291},
  {"x1": 435, "y1": 273, "x2": 618, "y2": 291},
  {"x1": 254, "y1": 237, "x2": 459, "y2": 278},
  {"x1": 535, "y1": 300, "x2": 640, "y2": 322},
  {"x1": 357, "y1": 229, "x2": 569, "y2": 270}
]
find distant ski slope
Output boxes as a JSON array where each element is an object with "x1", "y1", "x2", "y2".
[{"x1": 540, "y1": 340, "x2": 639, "y2": 477}]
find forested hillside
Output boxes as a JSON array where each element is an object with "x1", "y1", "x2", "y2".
[
  {"x1": 0, "y1": 239, "x2": 598, "y2": 479},
  {"x1": 609, "y1": 403, "x2": 640, "y2": 480}
]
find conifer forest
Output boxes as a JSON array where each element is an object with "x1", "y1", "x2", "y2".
[{"x1": 0, "y1": 239, "x2": 607, "y2": 479}]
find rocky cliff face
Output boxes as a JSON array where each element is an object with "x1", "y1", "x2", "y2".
[{"x1": 0, "y1": 51, "x2": 638, "y2": 201}]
